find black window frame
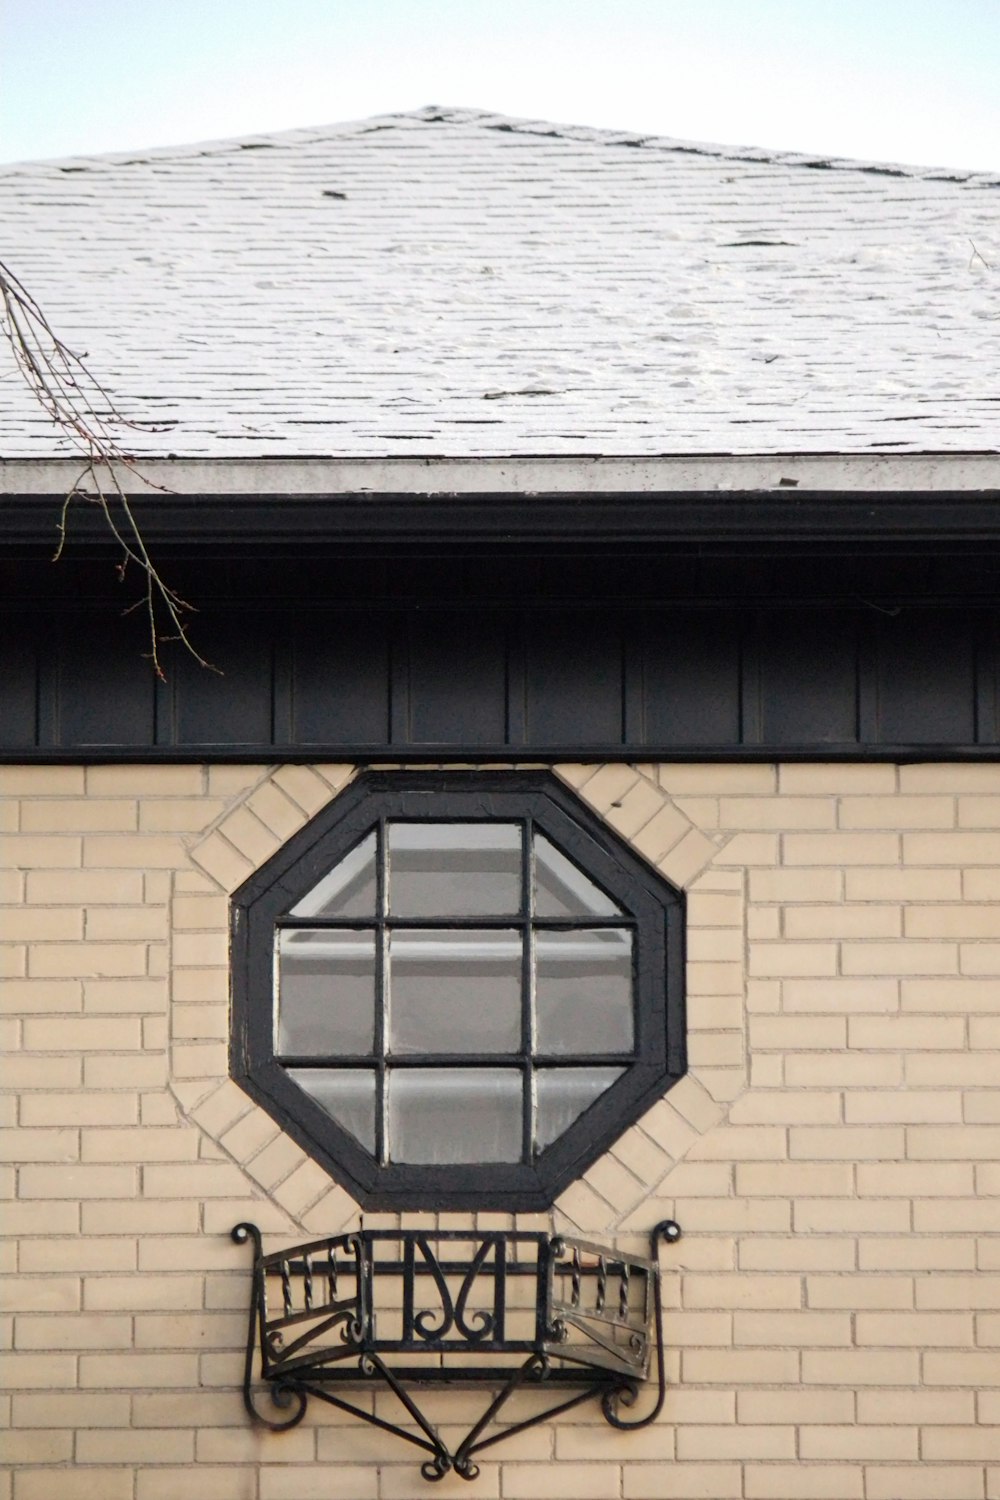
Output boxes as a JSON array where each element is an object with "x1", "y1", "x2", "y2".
[{"x1": 230, "y1": 771, "x2": 686, "y2": 1211}]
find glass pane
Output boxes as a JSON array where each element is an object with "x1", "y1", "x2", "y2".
[
  {"x1": 277, "y1": 929, "x2": 376, "y2": 1056},
  {"x1": 388, "y1": 1069, "x2": 523, "y2": 1163},
  {"x1": 389, "y1": 929, "x2": 522, "y2": 1054},
  {"x1": 534, "y1": 928, "x2": 634, "y2": 1054},
  {"x1": 289, "y1": 832, "x2": 377, "y2": 918},
  {"x1": 534, "y1": 1068, "x2": 624, "y2": 1152},
  {"x1": 533, "y1": 834, "x2": 621, "y2": 918},
  {"x1": 388, "y1": 822, "x2": 521, "y2": 917},
  {"x1": 287, "y1": 1068, "x2": 376, "y2": 1153}
]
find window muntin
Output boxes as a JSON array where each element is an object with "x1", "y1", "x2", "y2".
[
  {"x1": 232, "y1": 772, "x2": 685, "y2": 1210},
  {"x1": 275, "y1": 819, "x2": 635, "y2": 1167}
]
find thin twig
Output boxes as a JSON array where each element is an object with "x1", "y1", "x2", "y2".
[
  {"x1": 968, "y1": 239, "x2": 993, "y2": 271},
  {"x1": 0, "y1": 256, "x2": 217, "y2": 677}
]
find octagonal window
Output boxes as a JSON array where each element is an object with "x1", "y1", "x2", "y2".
[{"x1": 231, "y1": 772, "x2": 685, "y2": 1210}]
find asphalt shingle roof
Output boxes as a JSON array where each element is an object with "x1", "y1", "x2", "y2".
[{"x1": 1, "y1": 106, "x2": 998, "y2": 458}]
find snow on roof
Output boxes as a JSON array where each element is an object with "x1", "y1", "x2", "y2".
[{"x1": 1, "y1": 105, "x2": 998, "y2": 459}]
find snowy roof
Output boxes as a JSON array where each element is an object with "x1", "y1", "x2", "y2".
[{"x1": 1, "y1": 105, "x2": 998, "y2": 460}]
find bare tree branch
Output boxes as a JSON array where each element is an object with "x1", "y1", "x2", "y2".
[{"x1": 0, "y1": 257, "x2": 216, "y2": 677}]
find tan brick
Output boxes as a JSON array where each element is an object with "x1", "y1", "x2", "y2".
[
  {"x1": 962, "y1": 942, "x2": 1000, "y2": 973},
  {"x1": 839, "y1": 795, "x2": 954, "y2": 829},
  {"x1": 82, "y1": 834, "x2": 185, "y2": 868},
  {"x1": 801, "y1": 1426, "x2": 917, "y2": 1459},
  {"x1": 784, "y1": 905, "x2": 901, "y2": 938},
  {"x1": 14, "y1": 1471, "x2": 133, "y2": 1500},
  {"x1": 678, "y1": 1198, "x2": 792, "y2": 1233},
  {"x1": 76, "y1": 1428, "x2": 196, "y2": 1463},
  {"x1": 630, "y1": 801, "x2": 691, "y2": 862},
  {"x1": 785, "y1": 1053, "x2": 902, "y2": 1087},
  {"x1": 133, "y1": 1310, "x2": 243, "y2": 1349},
  {"x1": 739, "y1": 1239, "x2": 854, "y2": 1272},
  {"x1": 171, "y1": 893, "x2": 229, "y2": 929},
  {"x1": 847, "y1": 868, "x2": 964, "y2": 902},
  {"x1": 84, "y1": 1052, "x2": 166, "y2": 1088},
  {"x1": 971, "y1": 1016, "x2": 1000, "y2": 1047},
  {"x1": 795, "y1": 1200, "x2": 909, "y2": 1232},
  {"x1": 960, "y1": 795, "x2": 1000, "y2": 825},
  {"x1": 924, "y1": 1428, "x2": 1000, "y2": 1460},
  {"x1": 789, "y1": 1126, "x2": 904, "y2": 1160},
  {"x1": 216, "y1": 805, "x2": 281, "y2": 865},
  {"x1": 746, "y1": 1464, "x2": 863, "y2": 1500},
  {"x1": 802, "y1": 1348, "x2": 919, "y2": 1384},
  {"x1": 19, "y1": 1163, "x2": 136, "y2": 1199},
  {"x1": 856, "y1": 1311, "x2": 972, "y2": 1345},
  {"x1": 83, "y1": 977, "x2": 167, "y2": 1012},
  {"x1": 0, "y1": 977, "x2": 83, "y2": 1014},
  {"x1": 0, "y1": 1352, "x2": 77, "y2": 1389},
  {"x1": 909, "y1": 1125, "x2": 1000, "y2": 1159},
  {"x1": 845, "y1": 1091, "x2": 963, "y2": 1124},
  {"x1": 750, "y1": 1016, "x2": 846, "y2": 1048},
  {"x1": 807, "y1": 1275, "x2": 912, "y2": 1309},
  {"x1": 907, "y1": 1053, "x2": 995, "y2": 1087},
  {"x1": 662, "y1": 764, "x2": 777, "y2": 794},
  {"x1": 22, "y1": 798, "x2": 137, "y2": 833},
  {"x1": 85, "y1": 765, "x2": 204, "y2": 795},
  {"x1": 858, "y1": 1163, "x2": 974, "y2": 1196},
  {"x1": 907, "y1": 904, "x2": 1000, "y2": 939},
  {"x1": 15, "y1": 1312, "x2": 131, "y2": 1348},
  {"x1": 0, "y1": 1276, "x2": 80, "y2": 1312},
  {"x1": 259, "y1": 1467, "x2": 378, "y2": 1500},
  {"x1": 682, "y1": 1274, "x2": 800, "y2": 1309},
  {"x1": 1, "y1": 907, "x2": 84, "y2": 942},
  {"x1": 749, "y1": 943, "x2": 838, "y2": 977},
  {"x1": 0, "y1": 1202, "x2": 79, "y2": 1237},
  {"x1": 623, "y1": 1463, "x2": 743, "y2": 1499},
  {"x1": 25, "y1": 868, "x2": 145, "y2": 904},
  {"x1": 86, "y1": 905, "x2": 168, "y2": 940},
  {"x1": 173, "y1": 930, "x2": 230, "y2": 967},
  {"x1": 738, "y1": 1389, "x2": 854, "y2": 1424},
  {"x1": 657, "y1": 827, "x2": 718, "y2": 886},
  {"x1": 782, "y1": 976, "x2": 899, "y2": 1013},
  {"x1": 964, "y1": 868, "x2": 1000, "y2": 899},
  {"x1": 28, "y1": 942, "x2": 149, "y2": 979},
  {"x1": 83, "y1": 1273, "x2": 203, "y2": 1310},
  {"x1": 190, "y1": 831, "x2": 256, "y2": 892},
  {"x1": 783, "y1": 832, "x2": 899, "y2": 865},
  {"x1": 80, "y1": 1348, "x2": 202, "y2": 1388},
  {"x1": 841, "y1": 941, "x2": 958, "y2": 975},
  {"x1": 139, "y1": 797, "x2": 228, "y2": 832},
  {"x1": 729, "y1": 1091, "x2": 841, "y2": 1125},
  {"x1": 0, "y1": 1128, "x2": 78, "y2": 1163},
  {"x1": 918, "y1": 1275, "x2": 1000, "y2": 1309},
  {"x1": 680, "y1": 1425, "x2": 796, "y2": 1459},
  {"x1": 859, "y1": 1238, "x2": 975, "y2": 1271},
  {"x1": 143, "y1": 1161, "x2": 251, "y2": 1197},
  {"x1": 81, "y1": 1200, "x2": 199, "y2": 1235},
  {"x1": 734, "y1": 1310, "x2": 851, "y2": 1346},
  {"x1": 271, "y1": 763, "x2": 343, "y2": 816},
  {"x1": 859, "y1": 1388, "x2": 974, "y2": 1423},
  {"x1": 914, "y1": 1198, "x2": 998, "y2": 1232},
  {"x1": 136, "y1": 1471, "x2": 256, "y2": 1500},
  {"x1": 503, "y1": 1463, "x2": 622, "y2": 1498},
  {"x1": 22, "y1": 1016, "x2": 143, "y2": 1050},
  {"x1": 13, "y1": 1391, "x2": 130, "y2": 1427},
  {"x1": 682, "y1": 1348, "x2": 799, "y2": 1384},
  {"x1": 866, "y1": 1468, "x2": 985, "y2": 1500},
  {"x1": 20, "y1": 1238, "x2": 136, "y2": 1272},
  {"x1": 905, "y1": 830, "x2": 1000, "y2": 864},
  {"x1": 750, "y1": 868, "x2": 843, "y2": 903}
]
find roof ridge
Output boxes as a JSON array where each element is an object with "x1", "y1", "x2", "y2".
[{"x1": 2, "y1": 103, "x2": 997, "y2": 184}]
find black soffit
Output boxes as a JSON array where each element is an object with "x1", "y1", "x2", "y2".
[{"x1": 7, "y1": 488, "x2": 1000, "y2": 554}]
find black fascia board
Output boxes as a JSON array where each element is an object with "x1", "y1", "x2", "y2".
[{"x1": 6, "y1": 488, "x2": 1000, "y2": 555}]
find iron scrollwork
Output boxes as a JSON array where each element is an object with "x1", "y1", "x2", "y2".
[{"x1": 232, "y1": 1218, "x2": 681, "y2": 1480}]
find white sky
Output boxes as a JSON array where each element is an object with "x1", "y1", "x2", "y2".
[{"x1": 2, "y1": 0, "x2": 999, "y2": 171}]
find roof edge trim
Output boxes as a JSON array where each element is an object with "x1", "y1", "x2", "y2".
[{"x1": 2, "y1": 453, "x2": 999, "y2": 497}]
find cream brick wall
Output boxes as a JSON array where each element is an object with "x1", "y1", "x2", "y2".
[{"x1": 3, "y1": 760, "x2": 1000, "y2": 1500}]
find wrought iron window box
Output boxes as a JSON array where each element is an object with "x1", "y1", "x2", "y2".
[{"x1": 232, "y1": 1219, "x2": 681, "y2": 1482}]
